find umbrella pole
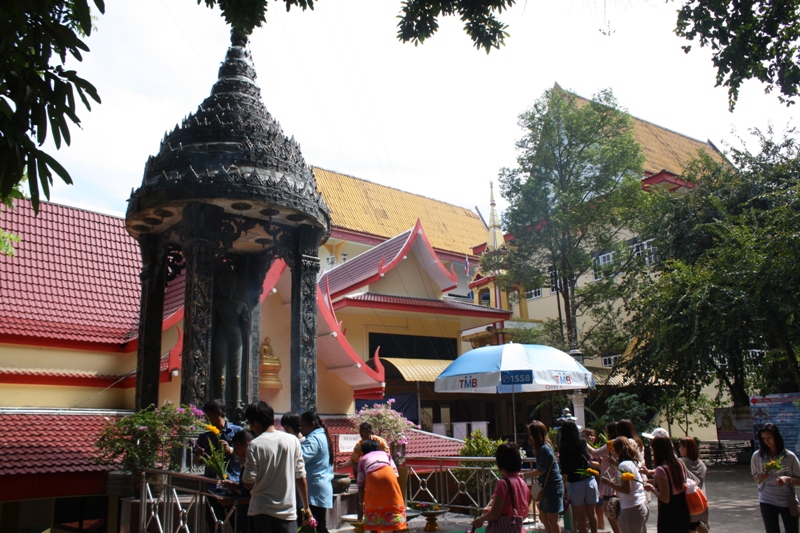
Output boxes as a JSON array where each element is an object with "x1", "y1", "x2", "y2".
[{"x1": 512, "y1": 387, "x2": 517, "y2": 444}]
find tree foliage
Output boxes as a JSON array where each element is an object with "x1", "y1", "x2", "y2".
[
  {"x1": 624, "y1": 128, "x2": 800, "y2": 406},
  {"x1": 676, "y1": 0, "x2": 800, "y2": 110},
  {"x1": 0, "y1": 0, "x2": 104, "y2": 210},
  {"x1": 596, "y1": 392, "x2": 649, "y2": 433},
  {"x1": 487, "y1": 87, "x2": 646, "y2": 358}
]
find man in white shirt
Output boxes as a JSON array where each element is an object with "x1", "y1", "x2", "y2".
[{"x1": 242, "y1": 401, "x2": 311, "y2": 533}]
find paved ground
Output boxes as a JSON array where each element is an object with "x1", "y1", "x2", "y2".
[{"x1": 396, "y1": 463, "x2": 763, "y2": 533}]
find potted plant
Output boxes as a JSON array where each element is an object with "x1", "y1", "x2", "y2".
[{"x1": 95, "y1": 402, "x2": 204, "y2": 490}]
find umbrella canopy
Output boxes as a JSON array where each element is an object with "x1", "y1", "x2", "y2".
[{"x1": 434, "y1": 343, "x2": 595, "y2": 394}]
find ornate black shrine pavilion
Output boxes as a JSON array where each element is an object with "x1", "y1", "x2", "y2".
[{"x1": 125, "y1": 31, "x2": 330, "y2": 418}]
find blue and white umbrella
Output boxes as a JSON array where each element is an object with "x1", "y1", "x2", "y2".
[{"x1": 434, "y1": 344, "x2": 595, "y2": 441}]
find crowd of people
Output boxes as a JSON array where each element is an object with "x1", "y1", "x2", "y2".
[
  {"x1": 192, "y1": 399, "x2": 800, "y2": 533},
  {"x1": 192, "y1": 399, "x2": 406, "y2": 533}
]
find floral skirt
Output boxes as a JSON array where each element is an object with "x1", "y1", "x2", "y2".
[{"x1": 364, "y1": 465, "x2": 407, "y2": 531}]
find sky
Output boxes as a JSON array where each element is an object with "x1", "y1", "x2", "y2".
[{"x1": 45, "y1": 0, "x2": 800, "y2": 222}]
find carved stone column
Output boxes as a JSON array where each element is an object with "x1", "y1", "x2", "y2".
[
  {"x1": 568, "y1": 391, "x2": 587, "y2": 429},
  {"x1": 135, "y1": 234, "x2": 168, "y2": 411},
  {"x1": 180, "y1": 202, "x2": 223, "y2": 408},
  {"x1": 289, "y1": 227, "x2": 323, "y2": 413}
]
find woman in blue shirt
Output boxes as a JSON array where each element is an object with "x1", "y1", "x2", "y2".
[{"x1": 300, "y1": 411, "x2": 334, "y2": 533}]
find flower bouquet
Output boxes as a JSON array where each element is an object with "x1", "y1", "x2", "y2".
[
  {"x1": 764, "y1": 458, "x2": 784, "y2": 474},
  {"x1": 408, "y1": 501, "x2": 442, "y2": 511},
  {"x1": 617, "y1": 467, "x2": 643, "y2": 484},
  {"x1": 299, "y1": 511, "x2": 318, "y2": 533},
  {"x1": 575, "y1": 467, "x2": 600, "y2": 478}
]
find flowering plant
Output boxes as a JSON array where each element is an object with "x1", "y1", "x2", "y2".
[
  {"x1": 351, "y1": 399, "x2": 417, "y2": 444},
  {"x1": 95, "y1": 402, "x2": 204, "y2": 478},
  {"x1": 764, "y1": 459, "x2": 784, "y2": 473},
  {"x1": 197, "y1": 424, "x2": 230, "y2": 480}
]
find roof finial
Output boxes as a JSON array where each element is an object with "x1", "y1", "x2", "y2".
[{"x1": 486, "y1": 181, "x2": 504, "y2": 251}]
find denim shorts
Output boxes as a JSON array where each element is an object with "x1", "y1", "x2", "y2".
[
  {"x1": 539, "y1": 485, "x2": 564, "y2": 514},
  {"x1": 568, "y1": 477, "x2": 599, "y2": 506}
]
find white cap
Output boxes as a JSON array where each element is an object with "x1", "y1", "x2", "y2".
[{"x1": 642, "y1": 428, "x2": 669, "y2": 439}]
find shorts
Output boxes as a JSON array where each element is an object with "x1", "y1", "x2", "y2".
[
  {"x1": 568, "y1": 477, "x2": 599, "y2": 506},
  {"x1": 596, "y1": 496, "x2": 604, "y2": 507},
  {"x1": 539, "y1": 487, "x2": 564, "y2": 514}
]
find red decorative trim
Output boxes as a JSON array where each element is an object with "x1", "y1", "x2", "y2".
[
  {"x1": 317, "y1": 287, "x2": 385, "y2": 385},
  {"x1": 260, "y1": 259, "x2": 288, "y2": 303},
  {"x1": 0, "y1": 369, "x2": 125, "y2": 388},
  {"x1": 642, "y1": 171, "x2": 694, "y2": 191},
  {"x1": 331, "y1": 227, "x2": 477, "y2": 266},
  {"x1": 353, "y1": 387, "x2": 386, "y2": 400},
  {"x1": 468, "y1": 274, "x2": 496, "y2": 290},
  {"x1": 333, "y1": 296, "x2": 511, "y2": 319},
  {"x1": 329, "y1": 219, "x2": 458, "y2": 299},
  {"x1": 0, "y1": 334, "x2": 127, "y2": 353},
  {"x1": 0, "y1": 471, "x2": 109, "y2": 501}
]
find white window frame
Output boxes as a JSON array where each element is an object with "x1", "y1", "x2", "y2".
[
  {"x1": 632, "y1": 239, "x2": 657, "y2": 266},
  {"x1": 526, "y1": 288, "x2": 542, "y2": 299},
  {"x1": 602, "y1": 354, "x2": 620, "y2": 368},
  {"x1": 593, "y1": 252, "x2": 614, "y2": 280}
]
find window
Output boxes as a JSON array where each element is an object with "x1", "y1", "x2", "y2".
[
  {"x1": 368, "y1": 332, "x2": 458, "y2": 360},
  {"x1": 632, "y1": 239, "x2": 657, "y2": 266},
  {"x1": 526, "y1": 288, "x2": 542, "y2": 299},
  {"x1": 548, "y1": 266, "x2": 559, "y2": 294},
  {"x1": 602, "y1": 354, "x2": 620, "y2": 368},
  {"x1": 593, "y1": 252, "x2": 614, "y2": 280}
]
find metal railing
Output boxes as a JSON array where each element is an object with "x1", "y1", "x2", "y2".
[
  {"x1": 137, "y1": 456, "x2": 539, "y2": 532},
  {"x1": 404, "y1": 456, "x2": 538, "y2": 521},
  {"x1": 138, "y1": 469, "x2": 244, "y2": 533}
]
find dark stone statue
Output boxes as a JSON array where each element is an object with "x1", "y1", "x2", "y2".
[{"x1": 211, "y1": 268, "x2": 251, "y2": 408}]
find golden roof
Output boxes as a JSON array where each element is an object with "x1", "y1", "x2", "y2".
[
  {"x1": 312, "y1": 167, "x2": 487, "y2": 256},
  {"x1": 563, "y1": 85, "x2": 726, "y2": 175}
]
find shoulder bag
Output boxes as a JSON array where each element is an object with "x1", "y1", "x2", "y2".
[
  {"x1": 533, "y1": 457, "x2": 554, "y2": 503},
  {"x1": 681, "y1": 462, "x2": 709, "y2": 518},
  {"x1": 486, "y1": 478, "x2": 525, "y2": 533}
]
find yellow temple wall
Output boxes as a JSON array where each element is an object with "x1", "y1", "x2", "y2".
[
  {"x1": 317, "y1": 363, "x2": 355, "y2": 414},
  {"x1": 258, "y1": 290, "x2": 293, "y2": 413},
  {"x1": 0, "y1": 343, "x2": 137, "y2": 375},
  {"x1": 369, "y1": 256, "x2": 442, "y2": 299},
  {"x1": 0, "y1": 383, "x2": 128, "y2": 409}
]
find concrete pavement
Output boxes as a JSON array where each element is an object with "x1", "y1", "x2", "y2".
[{"x1": 399, "y1": 463, "x2": 764, "y2": 533}]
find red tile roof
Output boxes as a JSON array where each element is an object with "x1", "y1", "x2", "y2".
[
  {"x1": 319, "y1": 219, "x2": 458, "y2": 299},
  {"x1": 0, "y1": 410, "x2": 121, "y2": 476},
  {"x1": 309, "y1": 417, "x2": 463, "y2": 473},
  {"x1": 0, "y1": 200, "x2": 187, "y2": 347},
  {"x1": 319, "y1": 229, "x2": 412, "y2": 298},
  {"x1": 0, "y1": 200, "x2": 141, "y2": 345},
  {"x1": 334, "y1": 293, "x2": 512, "y2": 318}
]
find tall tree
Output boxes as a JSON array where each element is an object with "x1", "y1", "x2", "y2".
[
  {"x1": 624, "y1": 128, "x2": 800, "y2": 406},
  {"x1": 490, "y1": 87, "x2": 646, "y2": 360}
]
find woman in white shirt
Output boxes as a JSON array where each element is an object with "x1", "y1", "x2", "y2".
[
  {"x1": 751, "y1": 423, "x2": 800, "y2": 533},
  {"x1": 599, "y1": 437, "x2": 648, "y2": 533}
]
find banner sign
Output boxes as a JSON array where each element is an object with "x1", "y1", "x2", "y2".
[
  {"x1": 750, "y1": 393, "x2": 800, "y2": 454},
  {"x1": 714, "y1": 406, "x2": 753, "y2": 440},
  {"x1": 338, "y1": 434, "x2": 361, "y2": 453}
]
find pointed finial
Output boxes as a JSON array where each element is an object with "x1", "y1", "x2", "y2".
[{"x1": 487, "y1": 181, "x2": 503, "y2": 251}]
